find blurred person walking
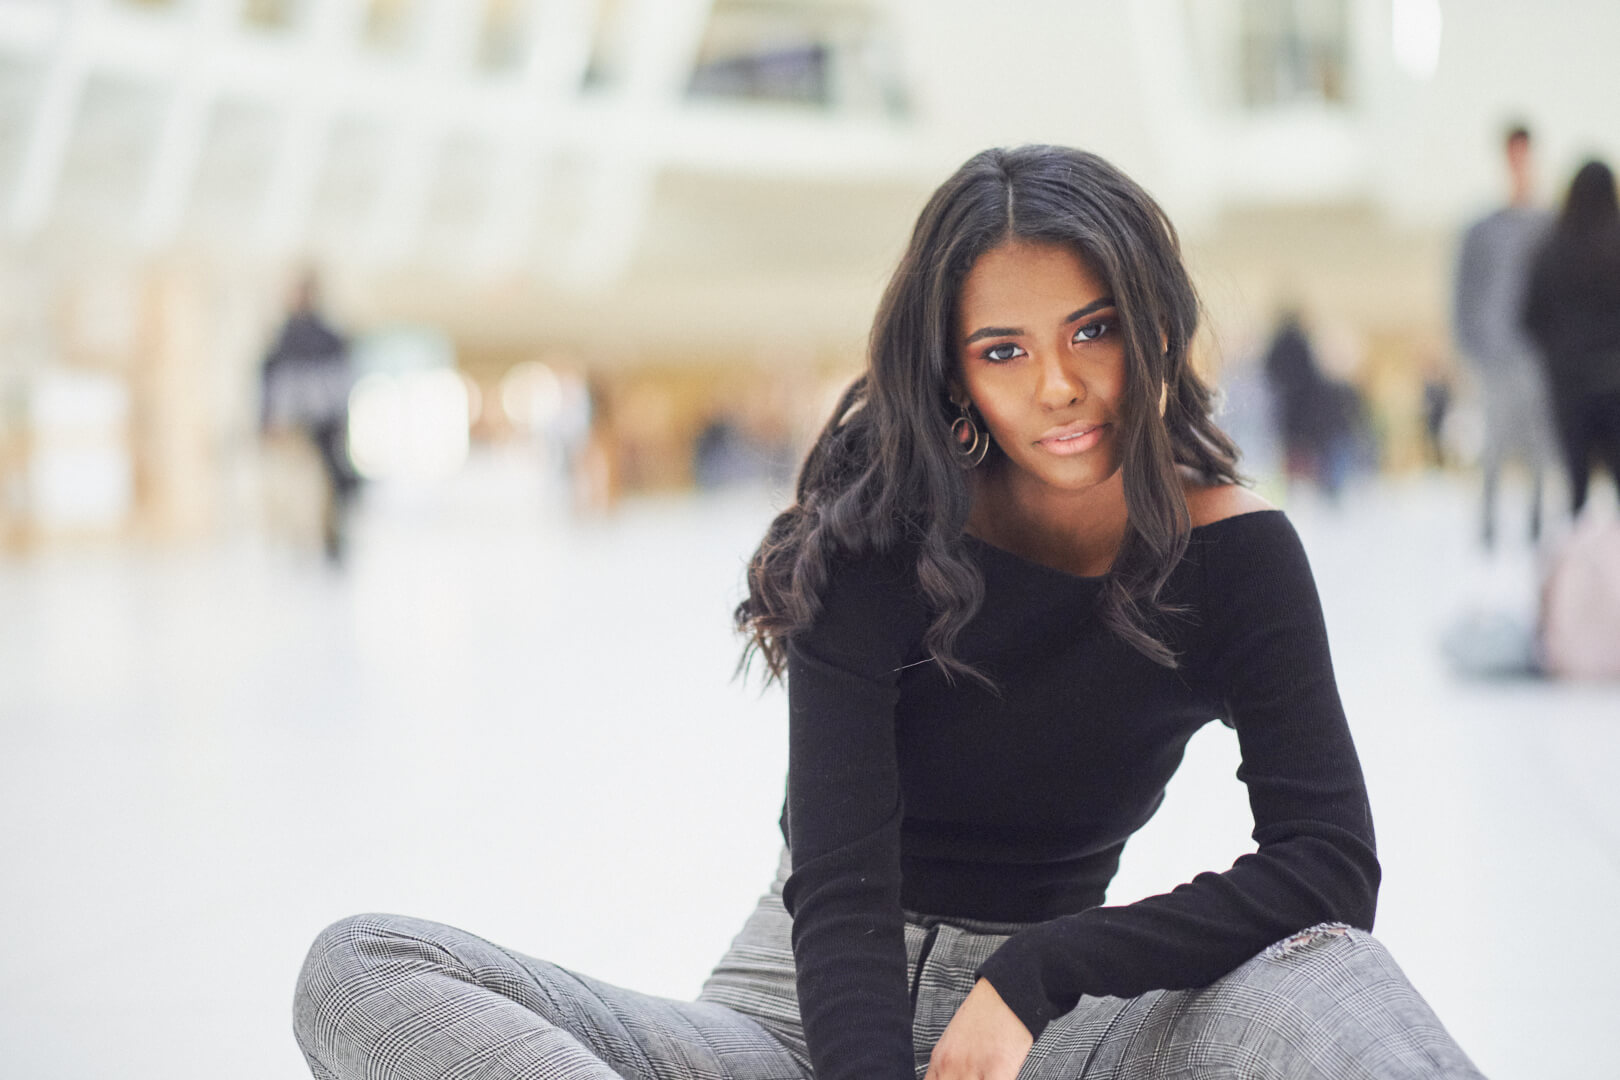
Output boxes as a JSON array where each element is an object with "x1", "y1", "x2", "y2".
[
  {"x1": 1524, "y1": 160, "x2": 1620, "y2": 516},
  {"x1": 1261, "y1": 310, "x2": 1364, "y2": 499},
  {"x1": 1452, "y1": 125, "x2": 1558, "y2": 549},
  {"x1": 260, "y1": 271, "x2": 358, "y2": 563}
]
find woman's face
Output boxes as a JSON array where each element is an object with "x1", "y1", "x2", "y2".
[{"x1": 955, "y1": 239, "x2": 1129, "y2": 497}]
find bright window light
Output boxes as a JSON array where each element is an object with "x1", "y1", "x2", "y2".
[
  {"x1": 1392, "y1": 0, "x2": 1443, "y2": 80},
  {"x1": 348, "y1": 370, "x2": 470, "y2": 481},
  {"x1": 499, "y1": 361, "x2": 563, "y2": 433}
]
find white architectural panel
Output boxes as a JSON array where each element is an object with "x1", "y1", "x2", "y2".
[{"x1": 3, "y1": 2, "x2": 1620, "y2": 279}]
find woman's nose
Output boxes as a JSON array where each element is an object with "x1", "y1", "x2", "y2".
[{"x1": 1036, "y1": 352, "x2": 1083, "y2": 408}]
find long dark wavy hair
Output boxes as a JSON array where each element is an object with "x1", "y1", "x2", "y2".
[
  {"x1": 736, "y1": 145, "x2": 1241, "y2": 683},
  {"x1": 1558, "y1": 160, "x2": 1619, "y2": 234},
  {"x1": 1527, "y1": 160, "x2": 1620, "y2": 357},
  {"x1": 1542, "y1": 160, "x2": 1620, "y2": 279}
]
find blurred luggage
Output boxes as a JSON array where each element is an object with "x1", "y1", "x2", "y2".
[
  {"x1": 1540, "y1": 507, "x2": 1620, "y2": 679},
  {"x1": 1440, "y1": 606, "x2": 1539, "y2": 678}
]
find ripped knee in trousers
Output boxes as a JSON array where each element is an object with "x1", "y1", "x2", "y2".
[{"x1": 1262, "y1": 922, "x2": 1352, "y2": 960}]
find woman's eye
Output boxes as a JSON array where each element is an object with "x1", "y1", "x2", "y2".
[
  {"x1": 984, "y1": 343, "x2": 1023, "y2": 362},
  {"x1": 1074, "y1": 319, "x2": 1112, "y2": 343}
]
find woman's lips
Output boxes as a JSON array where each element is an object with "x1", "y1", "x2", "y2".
[{"x1": 1037, "y1": 423, "x2": 1107, "y2": 455}]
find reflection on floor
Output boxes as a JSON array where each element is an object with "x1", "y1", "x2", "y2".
[{"x1": 1, "y1": 452, "x2": 1616, "y2": 1080}]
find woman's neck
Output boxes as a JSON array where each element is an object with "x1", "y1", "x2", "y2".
[{"x1": 966, "y1": 462, "x2": 1130, "y2": 578}]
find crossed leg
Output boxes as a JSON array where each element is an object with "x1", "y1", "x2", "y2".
[{"x1": 294, "y1": 913, "x2": 813, "y2": 1080}]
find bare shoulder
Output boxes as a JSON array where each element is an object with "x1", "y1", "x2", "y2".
[{"x1": 1182, "y1": 479, "x2": 1276, "y2": 528}]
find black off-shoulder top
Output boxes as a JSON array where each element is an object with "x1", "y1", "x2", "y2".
[{"x1": 781, "y1": 510, "x2": 1379, "y2": 1080}]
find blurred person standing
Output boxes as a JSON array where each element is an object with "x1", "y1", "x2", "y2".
[
  {"x1": 1261, "y1": 310, "x2": 1363, "y2": 499},
  {"x1": 1419, "y1": 348, "x2": 1455, "y2": 469},
  {"x1": 1451, "y1": 125, "x2": 1558, "y2": 549},
  {"x1": 1524, "y1": 160, "x2": 1620, "y2": 516},
  {"x1": 569, "y1": 375, "x2": 620, "y2": 516},
  {"x1": 260, "y1": 271, "x2": 357, "y2": 562}
]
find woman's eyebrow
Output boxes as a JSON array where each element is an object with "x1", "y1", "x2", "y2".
[
  {"x1": 1065, "y1": 297, "x2": 1116, "y2": 323},
  {"x1": 963, "y1": 324, "x2": 1022, "y2": 345},
  {"x1": 962, "y1": 297, "x2": 1116, "y2": 346}
]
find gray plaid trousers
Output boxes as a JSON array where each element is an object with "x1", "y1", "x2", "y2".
[{"x1": 294, "y1": 853, "x2": 1484, "y2": 1079}]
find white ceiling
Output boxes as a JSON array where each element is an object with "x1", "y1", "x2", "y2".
[{"x1": 1, "y1": 0, "x2": 1617, "y2": 353}]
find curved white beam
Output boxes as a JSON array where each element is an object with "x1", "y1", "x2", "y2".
[
  {"x1": 134, "y1": 0, "x2": 237, "y2": 251},
  {"x1": 560, "y1": 0, "x2": 713, "y2": 289},
  {"x1": 8, "y1": 0, "x2": 97, "y2": 237}
]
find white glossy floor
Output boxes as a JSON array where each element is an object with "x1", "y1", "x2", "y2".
[{"x1": 2, "y1": 450, "x2": 1617, "y2": 1080}]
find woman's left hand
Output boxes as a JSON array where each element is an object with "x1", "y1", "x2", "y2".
[{"x1": 924, "y1": 978, "x2": 1034, "y2": 1080}]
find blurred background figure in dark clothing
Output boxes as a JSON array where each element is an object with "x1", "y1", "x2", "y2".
[
  {"x1": 692, "y1": 414, "x2": 751, "y2": 490},
  {"x1": 260, "y1": 271, "x2": 358, "y2": 563},
  {"x1": 1262, "y1": 310, "x2": 1366, "y2": 499},
  {"x1": 1452, "y1": 125, "x2": 1558, "y2": 549},
  {"x1": 1421, "y1": 360, "x2": 1455, "y2": 469},
  {"x1": 1525, "y1": 160, "x2": 1620, "y2": 516}
]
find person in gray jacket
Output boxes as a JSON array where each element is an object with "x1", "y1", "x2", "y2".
[{"x1": 1452, "y1": 125, "x2": 1558, "y2": 549}]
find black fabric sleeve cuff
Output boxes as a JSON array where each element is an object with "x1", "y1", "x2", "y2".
[{"x1": 973, "y1": 931, "x2": 1071, "y2": 1041}]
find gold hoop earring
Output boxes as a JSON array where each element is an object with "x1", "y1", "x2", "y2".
[{"x1": 951, "y1": 403, "x2": 989, "y2": 468}]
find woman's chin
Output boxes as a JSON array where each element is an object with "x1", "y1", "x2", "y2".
[{"x1": 1001, "y1": 457, "x2": 1123, "y2": 497}]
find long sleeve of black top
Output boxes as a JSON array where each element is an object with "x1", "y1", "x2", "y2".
[{"x1": 783, "y1": 548, "x2": 929, "y2": 1080}]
